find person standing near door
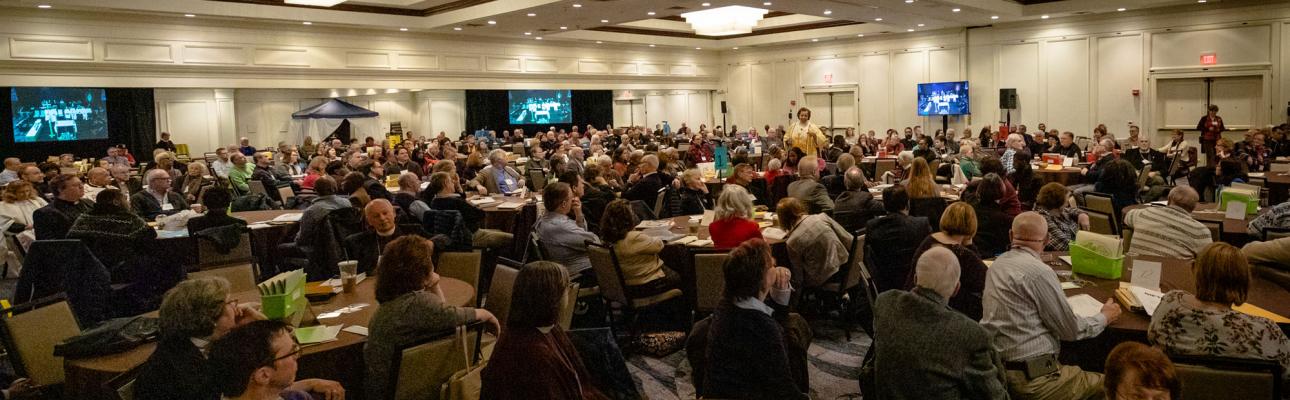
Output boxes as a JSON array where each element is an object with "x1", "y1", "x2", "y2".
[
  {"x1": 786, "y1": 107, "x2": 828, "y2": 171},
  {"x1": 1197, "y1": 104, "x2": 1226, "y2": 166}
]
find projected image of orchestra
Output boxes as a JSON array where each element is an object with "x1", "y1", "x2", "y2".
[
  {"x1": 508, "y1": 90, "x2": 572, "y2": 125},
  {"x1": 11, "y1": 87, "x2": 109, "y2": 143}
]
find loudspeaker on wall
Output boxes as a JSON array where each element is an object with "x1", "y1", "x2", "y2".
[
  {"x1": 999, "y1": 89, "x2": 1018, "y2": 109},
  {"x1": 720, "y1": 101, "x2": 728, "y2": 114}
]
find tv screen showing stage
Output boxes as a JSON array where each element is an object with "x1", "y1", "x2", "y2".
[
  {"x1": 917, "y1": 81, "x2": 969, "y2": 116},
  {"x1": 508, "y1": 90, "x2": 571, "y2": 125},
  {"x1": 11, "y1": 87, "x2": 109, "y2": 143}
]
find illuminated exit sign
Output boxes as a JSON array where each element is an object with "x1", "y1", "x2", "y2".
[{"x1": 1200, "y1": 53, "x2": 1217, "y2": 65}]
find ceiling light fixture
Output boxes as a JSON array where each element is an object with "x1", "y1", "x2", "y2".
[
  {"x1": 763, "y1": 2, "x2": 771, "y2": 5},
  {"x1": 302, "y1": 21, "x2": 313, "y2": 25},
  {"x1": 917, "y1": 23, "x2": 924, "y2": 26},
  {"x1": 811, "y1": 38, "x2": 819, "y2": 42},
  {"x1": 681, "y1": 5, "x2": 769, "y2": 36},
  {"x1": 1197, "y1": 0, "x2": 1206, "y2": 3},
  {"x1": 596, "y1": 41, "x2": 603, "y2": 44},
  {"x1": 907, "y1": 28, "x2": 914, "y2": 31},
  {"x1": 284, "y1": 0, "x2": 347, "y2": 6},
  {"x1": 1117, "y1": 7, "x2": 1126, "y2": 11},
  {"x1": 952, "y1": 8, "x2": 960, "y2": 12},
  {"x1": 560, "y1": 26, "x2": 567, "y2": 29},
  {"x1": 453, "y1": 27, "x2": 462, "y2": 30},
  {"x1": 905, "y1": 0, "x2": 914, "y2": 3},
  {"x1": 701, "y1": 2, "x2": 710, "y2": 6},
  {"x1": 184, "y1": 13, "x2": 196, "y2": 17},
  {"x1": 695, "y1": 47, "x2": 702, "y2": 50},
  {"x1": 647, "y1": 11, "x2": 656, "y2": 15},
  {"x1": 535, "y1": 37, "x2": 542, "y2": 40},
  {"x1": 524, "y1": 32, "x2": 531, "y2": 35},
  {"x1": 733, "y1": 47, "x2": 739, "y2": 49},
  {"x1": 857, "y1": 34, "x2": 864, "y2": 37},
  {"x1": 601, "y1": 19, "x2": 609, "y2": 23},
  {"x1": 1040, "y1": 15, "x2": 1049, "y2": 19},
  {"x1": 572, "y1": 3, "x2": 581, "y2": 7},
  {"x1": 36, "y1": 4, "x2": 51, "y2": 8},
  {"x1": 399, "y1": 27, "x2": 408, "y2": 31},
  {"x1": 990, "y1": 15, "x2": 999, "y2": 19},
  {"x1": 649, "y1": 44, "x2": 656, "y2": 47},
  {"x1": 527, "y1": 13, "x2": 536, "y2": 17},
  {"x1": 487, "y1": 20, "x2": 496, "y2": 24},
  {"x1": 875, "y1": 17, "x2": 883, "y2": 21},
  {"x1": 823, "y1": 9, "x2": 832, "y2": 15}
]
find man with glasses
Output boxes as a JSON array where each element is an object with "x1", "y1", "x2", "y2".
[
  {"x1": 131, "y1": 168, "x2": 190, "y2": 221},
  {"x1": 210, "y1": 320, "x2": 344, "y2": 400},
  {"x1": 980, "y1": 212, "x2": 1122, "y2": 399}
]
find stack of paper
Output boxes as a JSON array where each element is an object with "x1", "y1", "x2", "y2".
[
  {"x1": 635, "y1": 220, "x2": 673, "y2": 230},
  {"x1": 1067, "y1": 294, "x2": 1104, "y2": 318},
  {"x1": 1074, "y1": 231, "x2": 1122, "y2": 258},
  {"x1": 272, "y1": 213, "x2": 303, "y2": 223},
  {"x1": 762, "y1": 227, "x2": 787, "y2": 241},
  {"x1": 1128, "y1": 286, "x2": 1164, "y2": 316},
  {"x1": 258, "y1": 270, "x2": 305, "y2": 296},
  {"x1": 495, "y1": 202, "x2": 523, "y2": 210},
  {"x1": 686, "y1": 239, "x2": 713, "y2": 247},
  {"x1": 469, "y1": 197, "x2": 497, "y2": 206},
  {"x1": 295, "y1": 325, "x2": 343, "y2": 345},
  {"x1": 670, "y1": 236, "x2": 699, "y2": 245}
]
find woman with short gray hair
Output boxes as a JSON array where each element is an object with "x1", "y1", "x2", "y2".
[{"x1": 135, "y1": 277, "x2": 267, "y2": 399}]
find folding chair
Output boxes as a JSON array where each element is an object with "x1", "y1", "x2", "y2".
[
  {"x1": 585, "y1": 241, "x2": 682, "y2": 339},
  {"x1": 1171, "y1": 353, "x2": 1282, "y2": 400},
  {"x1": 1083, "y1": 192, "x2": 1118, "y2": 232},
  {"x1": 1080, "y1": 207, "x2": 1116, "y2": 236},
  {"x1": 438, "y1": 250, "x2": 482, "y2": 306},
  {"x1": 692, "y1": 252, "x2": 729, "y2": 316},
  {"x1": 388, "y1": 323, "x2": 481, "y2": 400},
  {"x1": 186, "y1": 264, "x2": 257, "y2": 293},
  {"x1": 0, "y1": 300, "x2": 81, "y2": 387}
]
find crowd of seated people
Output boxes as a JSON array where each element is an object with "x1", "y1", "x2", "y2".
[{"x1": 0, "y1": 118, "x2": 1289, "y2": 400}]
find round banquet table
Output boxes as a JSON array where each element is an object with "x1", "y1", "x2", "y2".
[
  {"x1": 63, "y1": 277, "x2": 475, "y2": 399},
  {"x1": 1033, "y1": 165, "x2": 1084, "y2": 186},
  {"x1": 152, "y1": 210, "x2": 304, "y2": 270}
]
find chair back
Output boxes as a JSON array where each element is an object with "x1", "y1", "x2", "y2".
[
  {"x1": 585, "y1": 241, "x2": 630, "y2": 307},
  {"x1": 528, "y1": 232, "x2": 548, "y2": 262},
  {"x1": 389, "y1": 325, "x2": 479, "y2": 400},
  {"x1": 558, "y1": 282, "x2": 580, "y2": 330},
  {"x1": 107, "y1": 367, "x2": 137, "y2": 400},
  {"x1": 187, "y1": 264, "x2": 258, "y2": 293},
  {"x1": 654, "y1": 187, "x2": 669, "y2": 219},
  {"x1": 841, "y1": 234, "x2": 868, "y2": 293},
  {"x1": 1080, "y1": 207, "x2": 1116, "y2": 236},
  {"x1": 195, "y1": 228, "x2": 254, "y2": 270},
  {"x1": 693, "y1": 252, "x2": 729, "y2": 314},
  {"x1": 0, "y1": 300, "x2": 80, "y2": 386},
  {"x1": 769, "y1": 174, "x2": 797, "y2": 206},
  {"x1": 1171, "y1": 354, "x2": 1282, "y2": 400},
  {"x1": 248, "y1": 180, "x2": 270, "y2": 197},
  {"x1": 1121, "y1": 226, "x2": 1134, "y2": 255},
  {"x1": 527, "y1": 169, "x2": 546, "y2": 192},
  {"x1": 1083, "y1": 192, "x2": 1118, "y2": 230},
  {"x1": 484, "y1": 265, "x2": 518, "y2": 329},
  {"x1": 277, "y1": 186, "x2": 296, "y2": 202},
  {"x1": 437, "y1": 251, "x2": 482, "y2": 305},
  {"x1": 908, "y1": 197, "x2": 948, "y2": 231},
  {"x1": 1272, "y1": 162, "x2": 1290, "y2": 172},
  {"x1": 875, "y1": 159, "x2": 897, "y2": 180},
  {"x1": 303, "y1": 207, "x2": 363, "y2": 281}
]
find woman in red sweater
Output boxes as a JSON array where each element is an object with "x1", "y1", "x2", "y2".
[{"x1": 708, "y1": 185, "x2": 764, "y2": 249}]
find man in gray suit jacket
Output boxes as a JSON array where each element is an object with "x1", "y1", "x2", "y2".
[
  {"x1": 786, "y1": 155, "x2": 834, "y2": 214},
  {"x1": 470, "y1": 149, "x2": 525, "y2": 195},
  {"x1": 873, "y1": 247, "x2": 1008, "y2": 400}
]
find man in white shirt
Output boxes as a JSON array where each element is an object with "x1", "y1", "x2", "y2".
[
  {"x1": 980, "y1": 212, "x2": 1121, "y2": 400},
  {"x1": 210, "y1": 147, "x2": 233, "y2": 178},
  {"x1": 0, "y1": 158, "x2": 21, "y2": 186},
  {"x1": 82, "y1": 167, "x2": 117, "y2": 201}
]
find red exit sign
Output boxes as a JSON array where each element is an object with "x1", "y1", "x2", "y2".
[{"x1": 1200, "y1": 53, "x2": 1217, "y2": 65}]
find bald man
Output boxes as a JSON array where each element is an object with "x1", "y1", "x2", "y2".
[
  {"x1": 1122, "y1": 186, "x2": 1212, "y2": 259},
  {"x1": 0, "y1": 158, "x2": 21, "y2": 186},
  {"x1": 83, "y1": 167, "x2": 118, "y2": 201},
  {"x1": 981, "y1": 212, "x2": 1120, "y2": 400},
  {"x1": 343, "y1": 199, "x2": 428, "y2": 274},
  {"x1": 874, "y1": 247, "x2": 1007, "y2": 400}
]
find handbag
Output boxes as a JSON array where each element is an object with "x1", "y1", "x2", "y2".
[
  {"x1": 440, "y1": 325, "x2": 486, "y2": 400},
  {"x1": 53, "y1": 316, "x2": 159, "y2": 358}
]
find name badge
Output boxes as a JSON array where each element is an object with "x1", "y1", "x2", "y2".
[
  {"x1": 504, "y1": 178, "x2": 515, "y2": 186},
  {"x1": 161, "y1": 203, "x2": 174, "y2": 211}
]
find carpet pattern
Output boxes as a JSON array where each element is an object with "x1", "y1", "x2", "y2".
[{"x1": 625, "y1": 322, "x2": 870, "y2": 400}]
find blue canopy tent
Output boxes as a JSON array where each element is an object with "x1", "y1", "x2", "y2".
[{"x1": 289, "y1": 98, "x2": 380, "y2": 143}]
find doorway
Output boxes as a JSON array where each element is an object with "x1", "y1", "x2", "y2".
[
  {"x1": 1154, "y1": 75, "x2": 1263, "y2": 132},
  {"x1": 803, "y1": 90, "x2": 856, "y2": 137}
]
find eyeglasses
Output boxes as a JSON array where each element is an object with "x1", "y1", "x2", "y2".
[{"x1": 263, "y1": 341, "x2": 302, "y2": 367}]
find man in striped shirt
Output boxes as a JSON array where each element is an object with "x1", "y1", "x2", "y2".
[
  {"x1": 1122, "y1": 186, "x2": 1212, "y2": 259},
  {"x1": 981, "y1": 212, "x2": 1122, "y2": 400}
]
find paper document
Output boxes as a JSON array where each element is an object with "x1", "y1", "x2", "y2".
[
  {"x1": 495, "y1": 202, "x2": 523, "y2": 210},
  {"x1": 1225, "y1": 201, "x2": 1247, "y2": 220},
  {"x1": 1061, "y1": 282, "x2": 1080, "y2": 290},
  {"x1": 1128, "y1": 286, "x2": 1164, "y2": 316},
  {"x1": 295, "y1": 325, "x2": 343, "y2": 345},
  {"x1": 469, "y1": 197, "x2": 497, "y2": 205},
  {"x1": 686, "y1": 239, "x2": 713, "y2": 247},
  {"x1": 1130, "y1": 261, "x2": 1162, "y2": 292},
  {"x1": 1233, "y1": 303, "x2": 1290, "y2": 324},
  {"x1": 701, "y1": 210, "x2": 716, "y2": 226},
  {"x1": 1059, "y1": 255, "x2": 1073, "y2": 266},
  {"x1": 272, "y1": 213, "x2": 303, "y2": 223},
  {"x1": 342, "y1": 325, "x2": 369, "y2": 336},
  {"x1": 1067, "y1": 294, "x2": 1104, "y2": 318},
  {"x1": 1074, "y1": 231, "x2": 1122, "y2": 258},
  {"x1": 1149, "y1": 200, "x2": 1168, "y2": 206},
  {"x1": 635, "y1": 220, "x2": 672, "y2": 230},
  {"x1": 670, "y1": 236, "x2": 698, "y2": 245},
  {"x1": 762, "y1": 227, "x2": 787, "y2": 241}
]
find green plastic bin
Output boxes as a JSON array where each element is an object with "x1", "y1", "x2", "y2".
[{"x1": 1069, "y1": 242, "x2": 1123, "y2": 280}]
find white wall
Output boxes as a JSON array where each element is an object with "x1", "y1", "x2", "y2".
[
  {"x1": 721, "y1": 2, "x2": 1290, "y2": 146},
  {"x1": 614, "y1": 90, "x2": 714, "y2": 131}
]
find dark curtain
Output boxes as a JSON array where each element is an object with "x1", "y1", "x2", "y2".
[
  {"x1": 464, "y1": 90, "x2": 613, "y2": 138},
  {"x1": 0, "y1": 87, "x2": 154, "y2": 162}
]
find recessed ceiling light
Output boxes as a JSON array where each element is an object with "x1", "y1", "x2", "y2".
[
  {"x1": 1040, "y1": 15, "x2": 1050, "y2": 19},
  {"x1": 601, "y1": 19, "x2": 609, "y2": 23},
  {"x1": 951, "y1": 8, "x2": 960, "y2": 12},
  {"x1": 487, "y1": 20, "x2": 496, "y2": 24},
  {"x1": 535, "y1": 37, "x2": 543, "y2": 40},
  {"x1": 527, "y1": 13, "x2": 536, "y2": 16},
  {"x1": 596, "y1": 41, "x2": 603, "y2": 44},
  {"x1": 701, "y1": 2, "x2": 710, "y2": 6},
  {"x1": 907, "y1": 28, "x2": 915, "y2": 32},
  {"x1": 695, "y1": 47, "x2": 702, "y2": 50},
  {"x1": 1197, "y1": 0, "x2": 1206, "y2": 3},
  {"x1": 875, "y1": 17, "x2": 883, "y2": 21},
  {"x1": 763, "y1": 2, "x2": 771, "y2": 6},
  {"x1": 399, "y1": 27, "x2": 408, "y2": 31},
  {"x1": 857, "y1": 34, "x2": 864, "y2": 37},
  {"x1": 184, "y1": 13, "x2": 196, "y2": 17},
  {"x1": 990, "y1": 15, "x2": 999, "y2": 19},
  {"x1": 453, "y1": 27, "x2": 462, "y2": 31},
  {"x1": 733, "y1": 47, "x2": 739, "y2": 50},
  {"x1": 811, "y1": 38, "x2": 818, "y2": 42},
  {"x1": 560, "y1": 26, "x2": 567, "y2": 29},
  {"x1": 905, "y1": 0, "x2": 914, "y2": 3},
  {"x1": 36, "y1": 4, "x2": 51, "y2": 8},
  {"x1": 917, "y1": 23, "x2": 924, "y2": 26},
  {"x1": 524, "y1": 32, "x2": 531, "y2": 35},
  {"x1": 302, "y1": 21, "x2": 312, "y2": 25},
  {"x1": 647, "y1": 11, "x2": 655, "y2": 15},
  {"x1": 649, "y1": 44, "x2": 656, "y2": 47},
  {"x1": 572, "y1": 3, "x2": 581, "y2": 7},
  {"x1": 1117, "y1": 7, "x2": 1126, "y2": 11},
  {"x1": 823, "y1": 9, "x2": 832, "y2": 15}
]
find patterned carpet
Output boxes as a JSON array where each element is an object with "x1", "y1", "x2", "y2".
[{"x1": 625, "y1": 321, "x2": 870, "y2": 400}]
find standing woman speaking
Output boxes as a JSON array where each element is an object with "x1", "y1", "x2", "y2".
[
  {"x1": 786, "y1": 107, "x2": 829, "y2": 171},
  {"x1": 1197, "y1": 104, "x2": 1225, "y2": 166}
]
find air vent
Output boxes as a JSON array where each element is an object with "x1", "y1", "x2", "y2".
[
  {"x1": 1072, "y1": 11, "x2": 1089, "y2": 15},
  {"x1": 667, "y1": 6, "x2": 687, "y2": 10},
  {"x1": 465, "y1": 23, "x2": 484, "y2": 27}
]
